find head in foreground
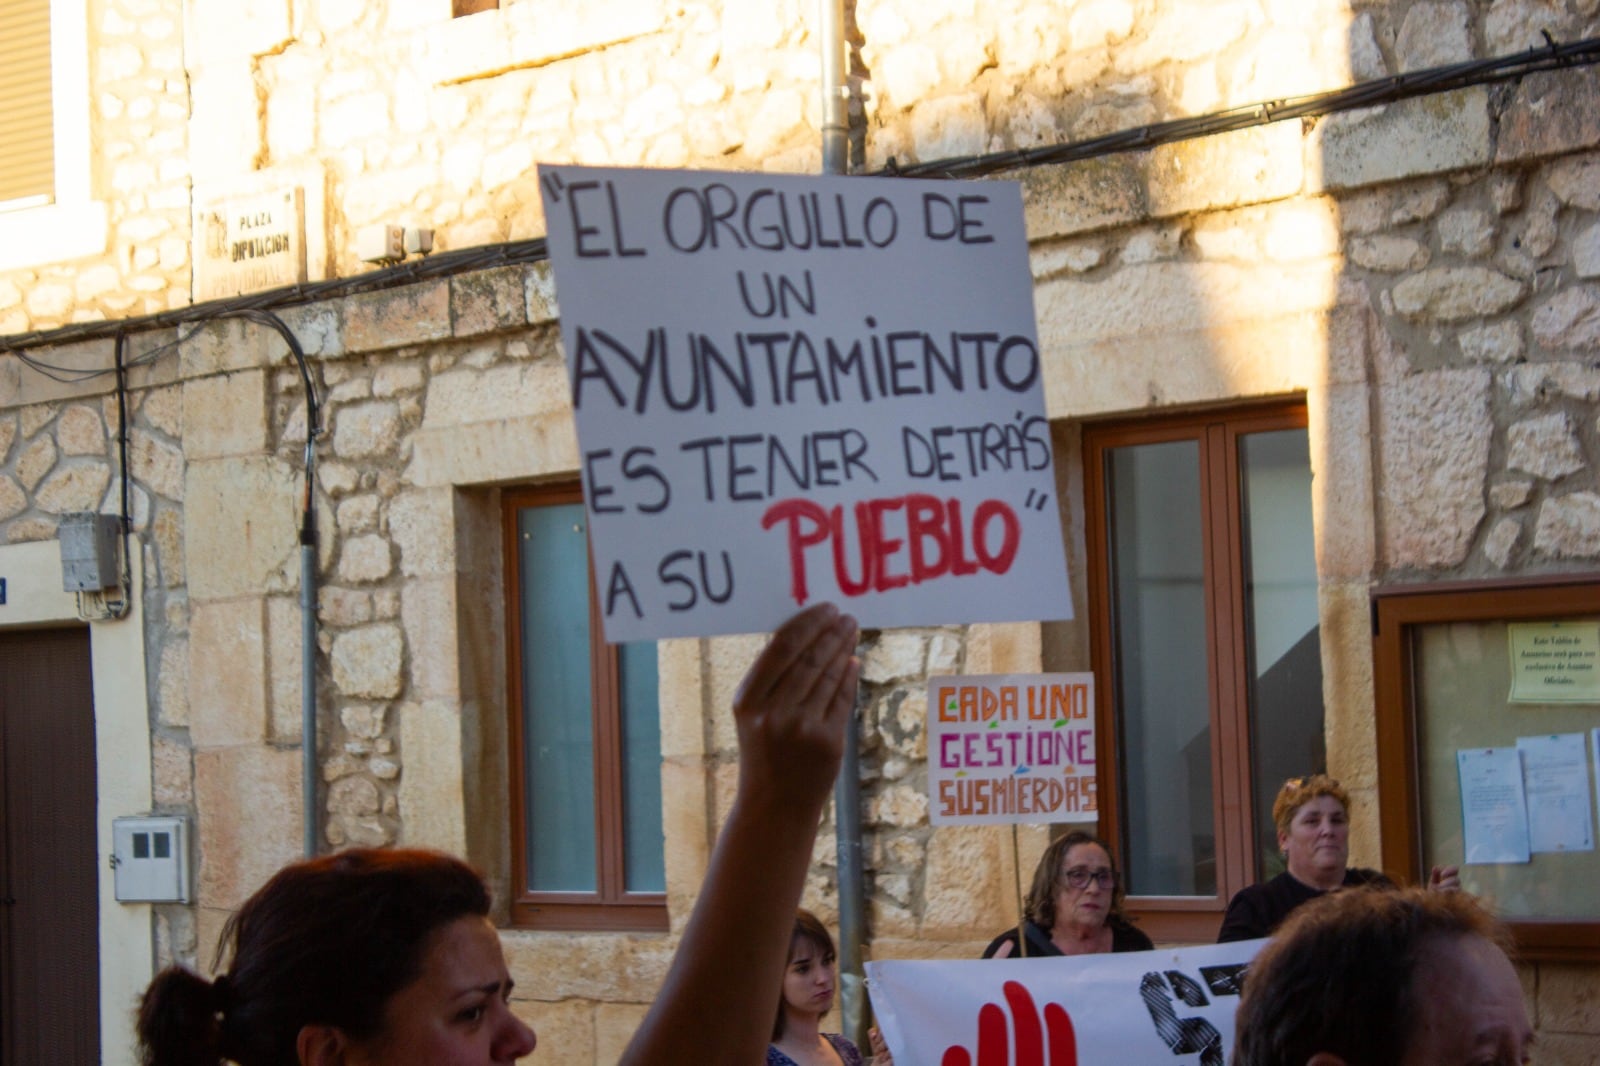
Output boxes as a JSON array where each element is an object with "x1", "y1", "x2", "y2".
[
  {"x1": 137, "y1": 847, "x2": 536, "y2": 1066},
  {"x1": 1231, "y1": 886, "x2": 1531, "y2": 1066},
  {"x1": 1026, "y1": 830, "x2": 1128, "y2": 939},
  {"x1": 772, "y1": 909, "x2": 839, "y2": 1042}
]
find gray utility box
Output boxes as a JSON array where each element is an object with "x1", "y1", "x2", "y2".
[
  {"x1": 112, "y1": 816, "x2": 192, "y2": 903},
  {"x1": 59, "y1": 513, "x2": 122, "y2": 592}
]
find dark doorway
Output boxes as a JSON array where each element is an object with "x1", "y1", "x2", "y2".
[{"x1": 0, "y1": 626, "x2": 100, "y2": 1064}]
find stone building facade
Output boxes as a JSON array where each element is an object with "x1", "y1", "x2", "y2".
[{"x1": 1, "y1": 0, "x2": 1598, "y2": 1061}]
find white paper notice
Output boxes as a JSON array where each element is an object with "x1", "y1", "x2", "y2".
[
  {"x1": 1516, "y1": 734, "x2": 1595, "y2": 853},
  {"x1": 537, "y1": 165, "x2": 1073, "y2": 642},
  {"x1": 1457, "y1": 747, "x2": 1532, "y2": 865}
]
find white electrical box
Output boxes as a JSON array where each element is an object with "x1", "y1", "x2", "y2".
[{"x1": 112, "y1": 816, "x2": 192, "y2": 903}]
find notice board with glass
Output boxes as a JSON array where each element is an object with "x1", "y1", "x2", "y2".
[{"x1": 1374, "y1": 576, "x2": 1600, "y2": 961}]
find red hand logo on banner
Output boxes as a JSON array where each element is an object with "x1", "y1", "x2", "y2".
[{"x1": 940, "y1": 980, "x2": 1078, "y2": 1066}]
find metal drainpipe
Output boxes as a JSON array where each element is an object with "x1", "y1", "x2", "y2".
[{"x1": 819, "y1": 0, "x2": 866, "y2": 1050}]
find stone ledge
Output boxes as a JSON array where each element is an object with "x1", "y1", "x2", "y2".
[{"x1": 404, "y1": 412, "x2": 579, "y2": 488}]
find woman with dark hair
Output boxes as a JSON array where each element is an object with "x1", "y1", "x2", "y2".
[
  {"x1": 981, "y1": 830, "x2": 1152, "y2": 958},
  {"x1": 768, "y1": 909, "x2": 864, "y2": 1066},
  {"x1": 137, "y1": 847, "x2": 535, "y2": 1066},
  {"x1": 137, "y1": 602, "x2": 866, "y2": 1066}
]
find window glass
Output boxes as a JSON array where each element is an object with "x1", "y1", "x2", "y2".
[
  {"x1": 1108, "y1": 439, "x2": 1214, "y2": 896},
  {"x1": 1239, "y1": 428, "x2": 1324, "y2": 878},
  {"x1": 618, "y1": 641, "x2": 664, "y2": 892},
  {"x1": 518, "y1": 503, "x2": 597, "y2": 892}
]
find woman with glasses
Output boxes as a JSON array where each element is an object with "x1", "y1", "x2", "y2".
[
  {"x1": 1216, "y1": 773, "x2": 1460, "y2": 943},
  {"x1": 981, "y1": 831, "x2": 1153, "y2": 958}
]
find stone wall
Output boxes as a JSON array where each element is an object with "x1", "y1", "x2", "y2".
[{"x1": 3, "y1": 0, "x2": 1600, "y2": 1060}]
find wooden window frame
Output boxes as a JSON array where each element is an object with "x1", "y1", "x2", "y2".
[
  {"x1": 1373, "y1": 573, "x2": 1600, "y2": 962},
  {"x1": 1084, "y1": 400, "x2": 1311, "y2": 943},
  {"x1": 502, "y1": 483, "x2": 667, "y2": 932}
]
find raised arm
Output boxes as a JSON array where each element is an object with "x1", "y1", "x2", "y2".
[{"x1": 619, "y1": 602, "x2": 860, "y2": 1064}]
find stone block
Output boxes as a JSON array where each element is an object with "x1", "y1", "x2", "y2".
[
  {"x1": 397, "y1": 698, "x2": 467, "y2": 854},
  {"x1": 332, "y1": 401, "x2": 402, "y2": 460},
  {"x1": 331, "y1": 622, "x2": 405, "y2": 699},
  {"x1": 1483, "y1": 516, "x2": 1521, "y2": 569},
  {"x1": 1496, "y1": 70, "x2": 1600, "y2": 165},
  {"x1": 16, "y1": 436, "x2": 56, "y2": 491},
  {"x1": 656, "y1": 637, "x2": 705, "y2": 761},
  {"x1": 1309, "y1": 384, "x2": 1375, "y2": 579},
  {"x1": 1539, "y1": 963, "x2": 1600, "y2": 1034},
  {"x1": 503, "y1": 930, "x2": 674, "y2": 1002},
  {"x1": 338, "y1": 533, "x2": 395, "y2": 583},
  {"x1": 1378, "y1": 369, "x2": 1491, "y2": 568},
  {"x1": 1147, "y1": 124, "x2": 1303, "y2": 219},
  {"x1": 0, "y1": 416, "x2": 14, "y2": 465},
  {"x1": 195, "y1": 745, "x2": 302, "y2": 910},
  {"x1": 1390, "y1": 267, "x2": 1525, "y2": 322},
  {"x1": 183, "y1": 371, "x2": 268, "y2": 459},
  {"x1": 965, "y1": 622, "x2": 1042, "y2": 675},
  {"x1": 0, "y1": 476, "x2": 22, "y2": 522},
  {"x1": 1394, "y1": 2, "x2": 1472, "y2": 72},
  {"x1": 660, "y1": 757, "x2": 711, "y2": 929},
  {"x1": 152, "y1": 735, "x2": 193, "y2": 808},
  {"x1": 922, "y1": 826, "x2": 1013, "y2": 938},
  {"x1": 1020, "y1": 156, "x2": 1146, "y2": 241},
  {"x1": 35, "y1": 464, "x2": 110, "y2": 514},
  {"x1": 343, "y1": 281, "x2": 452, "y2": 353},
  {"x1": 188, "y1": 597, "x2": 268, "y2": 748},
  {"x1": 131, "y1": 430, "x2": 186, "y2": 502},
  {"x1": 180, "y1": 317, "x2": 285, "y2": 377},
  {"x1": 1348, "y1": 235, "x2": 1429, "y2": 273},
  {"x1": 1531, "y1": 287, "x2": 1600, "y2": 350},
  {"x1": 860, "y1": 632, "x2": 927, "y2": 684},
  {"x1": 1458, "y1": 321, "x2": 1523, "y2": 364},
  {"x1": 1546, "y1": 156, "x2": 1600, "y2": 212},
  {"x1": 1311, "y1": 88, "x2": 1491, "y2": 192},
  {"x1": 451, "y1": 266, "x2": 529, "y2": 341},
  {"x1": 402, "y1": 578, "x2": 461, "y2": 699},
  {"x1": 1533, "y1": 492, "x2": 1600, "y2": 560},
  {"x1": 185, "y1": 457, "x2": 300, "y2": 600},
  {"x1": 405, "y1": 412, "x2": 581, "y2": 488},
  {"x1": 423, "y1": 362, "x2": 571, "y2": 428},
  {"x1": 388, "y1": 488, "x2": 456, "y2": 577},
  {"x1": 1320, "y1": 581, "x2": 1376, "y2": 791},
  {"x1": 158, "y1": 637, "x2": 190, "y2": 728},
  {"x1": 1507, "y1": 413, "x2": 1585, "y2": 481},
  {"x1": 519, "y1": 998, "x2": 593, "y2": 1061},
  {"x1": 56, "y1": 404, "x2": 105, "y2": 456},
  {"x1": 526, "y1": 262, "x2": 560, "y2": 323}
]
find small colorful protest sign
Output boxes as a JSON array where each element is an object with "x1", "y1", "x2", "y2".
[
  {"x1": 537, "y1": 164, "x2": 1072, "y2": 642},
  {"x1": 929, "y1": 673, "x2": 1097, "y2": 826},
  {"x1": 866, "y1": 939, "x2": 1266, "y2": 1066}
]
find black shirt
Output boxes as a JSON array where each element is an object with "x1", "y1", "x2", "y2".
[
  {"x1": 982, "y1": 916, "x2": 1154, "y2": 958},
  {"x1": 1216, "y1": 868, "x2": 1392, "y2": 943}
]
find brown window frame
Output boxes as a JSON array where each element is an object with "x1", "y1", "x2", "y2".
[
  {"x1": 1373, "y1": 574, "x2": 1600, "y2": 962},
  {"x1": 1083, "y1": 399, "x2": 1313, "y2": 943},
  {"x1": 502, "y1": 483, "x2": 667, "y2": 932},
  {"x1": 452, "y1": 0, "x2": 498, "y2": 15}
]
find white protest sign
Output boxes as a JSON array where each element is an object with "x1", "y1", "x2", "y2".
[
  {"x1": 929, "y1": 674, "x2": 1097, "y2": 826},
  {"x1": 867, "y1": 939, "x2": 1266, "y2": 1066},
  {"x1": 537, "y1": 164, "x2": 1072, "y2": 642}
]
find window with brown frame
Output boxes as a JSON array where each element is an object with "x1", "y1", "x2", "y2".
[
  {"x1": 1374, "y1": 575, "x2": 1600, "y2": 962},
  {"x1": 0, "y1": 0, "x2": 55, "y2": 208},
  {"x1": 503, "y1": 484, "x2": 667, "y2": 931},
  {"x1": 1083, "y1": 401, "x2": 1324, "y2": 942}
]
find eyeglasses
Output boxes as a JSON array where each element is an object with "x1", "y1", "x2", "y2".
[{"x1": 1060, "y1": 866, "x2": 1115, "y2": 890}]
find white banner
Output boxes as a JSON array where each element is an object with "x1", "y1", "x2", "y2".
[
  {"x1": 537, "y1": 164, "x2": 1072, "y2": 642},
  {"x1": 929, "y1": 674, "x2": 1097, "y2": 826},
  {"x1": 866, "y1": 939, "x2": 1266, "y2": 1066}
]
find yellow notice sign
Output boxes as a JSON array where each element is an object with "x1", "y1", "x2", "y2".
[{"x1": 1508, "y1": 622, "x2": 1600, "y2": 703}]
